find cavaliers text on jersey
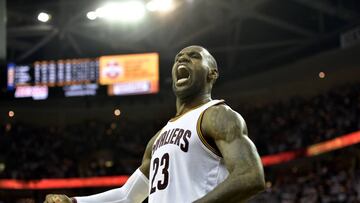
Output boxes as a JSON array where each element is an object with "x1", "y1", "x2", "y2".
[{"x1": 149, "y1": 99, "x2": 229, "y2": 203}]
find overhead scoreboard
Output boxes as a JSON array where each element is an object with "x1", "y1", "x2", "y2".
[
  {"x1": 7, "y1": 53, "x2": 159, "y2": 100},
  {"x1": 33, "y1": 59, "x2": 99, "y2": 87}
]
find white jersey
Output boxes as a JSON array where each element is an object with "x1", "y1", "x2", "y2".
[{"x1": 149, "y1": 100, "x2": 229, "y2": 203}]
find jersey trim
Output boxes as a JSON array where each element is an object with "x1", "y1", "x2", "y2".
[
  {"x1": 169, "y1": 100, "x2": 213, "y2": 122},
  {"x1": 196, "y1": 104, "x2": 223, "y2": 158},
  {"x1": 153, "y1": 126, "x2": 166, "y2": 146}
]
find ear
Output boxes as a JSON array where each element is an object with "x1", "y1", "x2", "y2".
[{"x1": 208, "y1": 68, "x2": 218, "y2": 83}]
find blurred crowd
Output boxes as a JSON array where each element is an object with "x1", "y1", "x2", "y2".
[
  {"x1": 0, "y1": 83, "x2": 359, "y2": 180},
  {"x1": 0, "y1": 119, "x2": 160, "y2": 179},
  {"x1": 250, "y1": 147, "x2": 360, "y2": 203},
  {"x1": 0, "y1": 82, "x2": 360, "y2": 203},
  {"x1": 244, "y1": 83, "x2": 360, "y2": 155}
]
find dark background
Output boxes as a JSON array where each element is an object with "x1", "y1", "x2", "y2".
[{"x1": 1, "y1": 0, "x2": 360, "y2": 202}]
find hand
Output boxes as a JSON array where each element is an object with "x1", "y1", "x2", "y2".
[{"x1": 44, "y1": 194, "x2": 73, "y2": 203}]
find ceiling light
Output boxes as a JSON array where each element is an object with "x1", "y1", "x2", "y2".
[
  {"x1": 146, "y1": 0, "x2": 174, "y2": 12},
  {"x1": 37, "y1": 12, "x2": 51, "y2": 22},
  {"x1": 114, "y1": 109, "x2": 121, "y2": 116},
  {"x1": 87, "y1": 11, "x2": 97, "y2": 20},
  {"x1": 95, "y1": 1, "x2": 145, "y2": 22},
  {"x1": 8, "y1": 110, "x2": 14, "y2": 118}
]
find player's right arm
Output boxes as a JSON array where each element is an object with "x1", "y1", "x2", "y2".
[
  {"x1": 44, "y1": 132, "x2": 160, "y2": 203},
  {"x1": 138, "y1": 131, "x2": 158, "y2": 179}
]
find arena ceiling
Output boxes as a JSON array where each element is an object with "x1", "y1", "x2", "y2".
[{"x1": 6, "y1": 0, "x2": 360, "y2": 79}]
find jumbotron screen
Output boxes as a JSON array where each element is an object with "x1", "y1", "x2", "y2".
[
  {"x1": 99, "y1": 53, "x2": 159, "y2": 95},
  {"x1": 7, "y1": 53, "x2": 159, "y2": 100}
]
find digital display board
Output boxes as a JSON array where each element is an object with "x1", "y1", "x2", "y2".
[
  {"x1": 6, "y1": 52, "x2": 159, "y2": 99},
  {"x1": 99, "y1": 53, "x2": 159, "y2": 95},
  {"x1": 63, "y1": 84, "x2": 98, "y2": 97},
  {"x1": 108, "y1": 81, "x2": 153, "y2": 96},
  {"x1": 7, "y1": 63, "x2": 32, "y2": 90},
  {"x1": 14, "y1": 86, "x2": 48, "y2": 100},
  {"x1": 8, "y1": 59, "x2": 98, "y2": 89},
  {"x1": 7, "y1": 63, "x2": 15, "y2": 90},
  {"x1": 34, "y1": 58, "x2": 99, "y2": 86},
  {"x1": 99, "y1": 53, "x2": 159, "y2": 92}
]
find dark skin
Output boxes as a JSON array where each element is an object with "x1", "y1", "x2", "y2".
[
  {"x1": 171, "y1": 46, "x2": 265, "y2": 202},
  {"x1": 141, "y1": 46, "x2": 265, "y2": 202},
  {"x1": 195, "y1": 105, "x2": 265, "y2": 202},
  {"x1": 45, "y1": 45, "x2": 265, "y2": 203}
]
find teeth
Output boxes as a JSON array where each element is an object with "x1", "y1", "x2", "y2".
[
  {"x1": 177, "y1": 65, "x2": 189, "y2": 77},
  {"x1": 177, "y1": 78, "x2": 188, "y2": 83},
  {"x1": 176, "y1": 64, "x2": 190, "y2": 85}
]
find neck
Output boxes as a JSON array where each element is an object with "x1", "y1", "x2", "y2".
[{"x1": 175, "y1": 93, "x2": 212, "y2": 116}]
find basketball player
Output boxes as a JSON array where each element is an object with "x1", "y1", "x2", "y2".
[{"x1": 44, "y1": 45, "x2": 265, "y2": 203}]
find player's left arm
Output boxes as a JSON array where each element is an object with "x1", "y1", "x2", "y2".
[{"x1": 194, "y1": 104, "x2": 265, "y2": 203}]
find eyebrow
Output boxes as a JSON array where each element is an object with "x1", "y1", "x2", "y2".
[{"x1": 175, "y1": 51, "x2": 202, "y2": 59}]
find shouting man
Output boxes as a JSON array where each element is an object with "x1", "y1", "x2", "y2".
[{"x1": 45, "y1": 45, "x2": 265, "y2": 203}]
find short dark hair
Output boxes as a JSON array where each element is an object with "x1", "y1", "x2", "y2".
[{"x1": 190, "y1": 45, "x2": 218, "y2": 71}]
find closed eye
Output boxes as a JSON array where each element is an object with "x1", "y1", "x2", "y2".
[
  {"x1": 174, "y1": 52, "x2": 201, "y2": 62},
  {"x1": 189, "y1": 52, "x2": 201, "y2": 59},
  {"x1": 174, "y1": 53, "x2": 182, "y2": 62}
]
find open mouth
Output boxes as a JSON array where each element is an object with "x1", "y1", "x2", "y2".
[{"x1": 176, "y1": 65, "x2": 190, "y2": 85}]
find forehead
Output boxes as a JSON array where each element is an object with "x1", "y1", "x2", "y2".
[{"x1": 178, "y1": 46, "x2": 205, "y2": 55}]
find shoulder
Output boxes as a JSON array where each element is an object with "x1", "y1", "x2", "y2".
[
  {"x1": 149, "y1": 130, "x2": 161, "y2": 145},
  {"x1": 202, "y1": 104, "x2": 248, "y2": 141},
  {"x1": 145, "y1": 130, "x2": 162, "y2": 153},
  {"x1": 203, "y1": 104, "x2": 246, "y2": 128},
  {"x1": 204, "y1": 104, "x2": 238, "y2": 119}
]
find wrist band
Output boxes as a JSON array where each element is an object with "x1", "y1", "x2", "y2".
[{"x1": 73, "y1": 168, "x2": 149, "y2": 203}]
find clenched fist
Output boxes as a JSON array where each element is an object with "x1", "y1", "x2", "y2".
[{"x1": 44, "y1": 194, "x2": 73, "y2": 203}]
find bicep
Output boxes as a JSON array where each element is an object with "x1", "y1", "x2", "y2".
[
  {"x1": 216, "y1": 133, "x2": 263, "y2": 176},
  {"x1": 139, "y1": 132, "x2": 160, "y2": 178},
  {"x1": 203, "y1": 106, "x2": 263, "y2": 175}
]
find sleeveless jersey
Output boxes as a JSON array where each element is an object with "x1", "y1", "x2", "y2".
[{"x1": 149, "y1": 100, "x2": 229, "y2": 203}]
